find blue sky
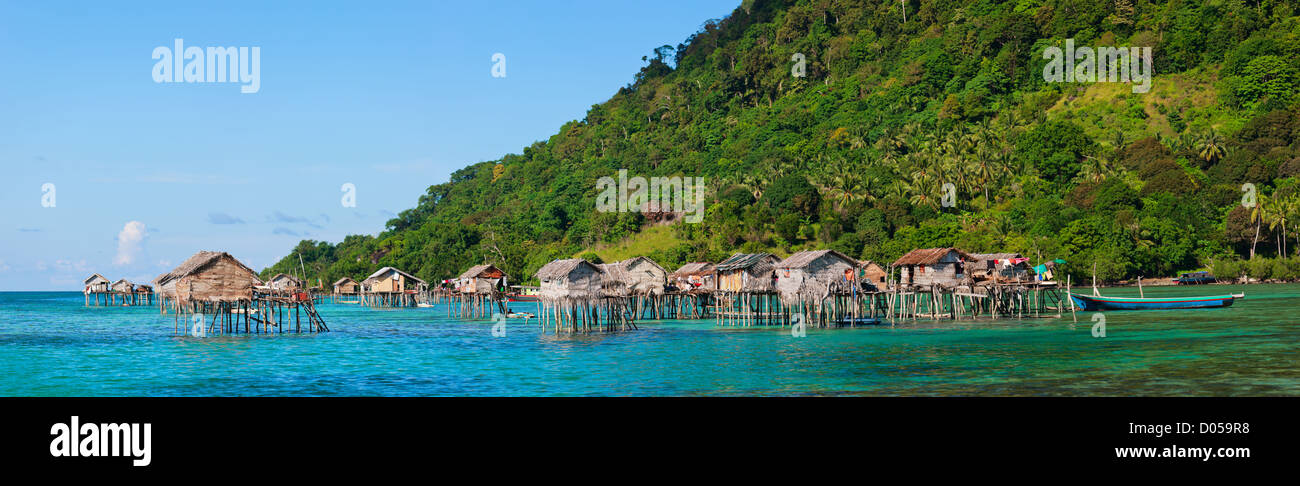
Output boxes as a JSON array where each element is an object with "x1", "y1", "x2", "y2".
[{"x1": 0, "y1": 0, "x2": 739, "y2": 290}]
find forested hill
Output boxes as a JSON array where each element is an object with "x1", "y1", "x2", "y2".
[{"x1": 263, "y1": 0, "x2": 1300, "y2": 286}]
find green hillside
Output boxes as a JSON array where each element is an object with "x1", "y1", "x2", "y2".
[{"x1": 262, "y1": 0, "x2": 1300, "y2": 286}]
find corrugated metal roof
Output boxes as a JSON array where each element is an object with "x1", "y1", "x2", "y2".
[
  {"x1": 670, "y1": 262, "x2": 715, "y2": 277},
  {"x1": 365, "y1": 267, "x2": 426, "y2": 285},
  {"x1": 716, "y1": 253, "x2": 777, "y2": 271},
  {"x1": 775, "y1": 249, "x2": 856, "y2": 269}
]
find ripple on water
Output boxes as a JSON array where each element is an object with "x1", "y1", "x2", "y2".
[{"x1": 0, "y1": 286, "x2": 1297, "y2": 396}]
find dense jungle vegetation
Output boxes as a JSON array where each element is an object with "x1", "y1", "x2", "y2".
[{"x1": 263, "y1": 0, "x2": 1300, "y2": 286}]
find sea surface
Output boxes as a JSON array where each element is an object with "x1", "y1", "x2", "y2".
[{"x1": 1, "y1": 284, "x2": 1296, "y2": 396}]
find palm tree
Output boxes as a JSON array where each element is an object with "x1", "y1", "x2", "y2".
[
  {"x1": 1250, "y1": 194, "x2": 1269, "y2": 259},
  {"x1": 1197, "y1": 129, "x2": 1227, "y2": 165},
  {"x1": 1266, "y1": 194, "x2": 1291, "y2": 258},
  {"x1": 1079, "y1": 155, "x2": 1118, "y2": 183}
]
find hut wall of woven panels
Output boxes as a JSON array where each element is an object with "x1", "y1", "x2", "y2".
[
  {"x1": 110, "y1": 279, "x2": 134, "y2": 293},
  {"x1": 715, "y1": 253, "x2": 780, "y2": 293},
  {"x1": 616, "y1": 257, "x2": 667, "y2": 296},
  {"x1": 459, "y1": 277, "x2": 503, "y2": 294},
  {"x1": 893, "y1": 248, "x2": 971, "y2": 287},
  {"x1": 774, "y1": 250, "x2": 858, "y2": 304},
  {"x1": 84, "y1": 274, "x2": 110, "y2": 293},
  {"x1": 174, "y1": 256, "x2": 260, "y2": 305},
  {"x1": 536, "y1": 259, "x2": 603, "y2": 304}
]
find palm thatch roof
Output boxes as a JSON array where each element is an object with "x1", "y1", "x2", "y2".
[
  {"x1": 153, "y1": 251, "x2": 262, "y2": 303},
  {"x1": 84, "y1": 274, "x2": 110, "y2": 285},
  {"x1": 535, "y1": 259, "x2": 598, "y2": 280},
  {"x1": 535, "y1": 259, "x2": 603, "y2": 303},
  {"x1": 600, "y1": 257, "x2": 667, "y2": 294},
  {"x1": 333, "y1": 277, "x2": 356, "y2": 286},
  {"x1": 154, "y1": 251, "x2": 259, "y2": 288},
  {"x1": 892, "y1": 248, "x2": 973, "y2": 266},
  {"x1": 774, "y1": 250, "x2": 859, "y2": 304}
]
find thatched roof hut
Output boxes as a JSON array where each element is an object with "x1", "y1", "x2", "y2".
[
  {"x1": 967, "y1": 253, "x2": 1032, "y2": 282},
  {"x1": 333, "y1": 277, "x2": 359, "y2": 295},
  {"x1": 715, "y1": 253, "x2": 780, "y2": 293},
  {"x1": 267, "y1": 273, "x2": 304, "y2": 291},
  {"x1": 892, "y1": 248, "x2": 972, "y2": 287},
  {"x1": 362, "y1": 267, "x2": 425, "y2": 293},
  {"x1": 774, "y1": 249, "x2": 858, "y2": 304},
  {"x1": 456, "y1": 264, "x2": 509, "y2": 294},
  {"x1": 535, "y1": 259, "x2": 603, "y2": 304},
  {"x1": 110, "y1": 279, "x2": 134, "y2": 293},
  {"x1": 597, "y1": 256, "x2": 667, "y2": 297},
  {"x1": 669, "y1": 262, "x2": 715, "y2": 291},
  {"x1": 84, "y1": 274, "x2": 110, "y2": 293},
  {"x1": 134, "y1": 284, "x2": 153, "y2": 294},
  {"x1": 153, "y1": 251, "x2": 262, "y2": 305}
]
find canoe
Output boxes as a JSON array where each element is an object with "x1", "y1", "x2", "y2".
[
  {"x1": 837, "y1": 316, "x2": 884, "y2": 326},
  {"x1": 1069, "y1": 292, "x2": 1243, "y2": 311}
]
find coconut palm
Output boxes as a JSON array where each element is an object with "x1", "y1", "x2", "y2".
[
  {"x1": 1249, "y1": 194, "x2": 1269, "y2": 259},
  {"x1": 1197, "y1": 129, "x2": 1227, "y2": 165}
]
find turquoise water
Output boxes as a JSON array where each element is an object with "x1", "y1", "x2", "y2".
[{"x1": 1, "y1": 284, "x2": 1296, "y2": 396}]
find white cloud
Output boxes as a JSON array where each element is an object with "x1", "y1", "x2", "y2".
[
  {"x1": 0, "y1": 259, "x2": 9, "y2": 273},
  {"x1": 114, "y1": 221, "x2": 147, "y2": 266}
]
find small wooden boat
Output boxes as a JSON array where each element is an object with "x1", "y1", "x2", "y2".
[
  {"x1": 1069, "y1": 292, "x2": 1243, "y2": 311},
  {"x1": 506, "y1": 312, "x2": 535, "y2": 319},
  {"x1": 837, "y1": 316, "x2": 884, "y2": 326}
]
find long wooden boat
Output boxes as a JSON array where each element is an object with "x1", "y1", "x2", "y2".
[{"x1": 1068, "y1": 292, "x2": 1243, "y2": 311}]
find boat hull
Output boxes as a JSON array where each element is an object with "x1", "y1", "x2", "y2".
[{"x1": 1069, "y1": 293, "x2": 1237, "y2": 311}]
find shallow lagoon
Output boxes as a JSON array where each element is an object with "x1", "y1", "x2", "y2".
[{"x1": 0, "y1": 284, "x2": 1295, "y2": 396}]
